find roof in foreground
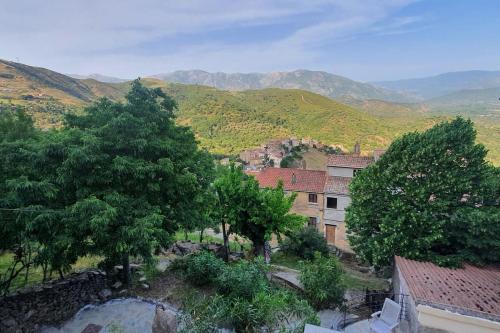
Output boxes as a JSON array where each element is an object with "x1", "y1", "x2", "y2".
[
  {"x1": 251, "y1": 168, "x2": 326, "y2": 193},
  {"x1": 327, "y1": 154, "x2": 374, "y2": 168},
  {"x1": 395, "y1": 256, "x2": 500, "y2": 320},
  {"x1": 324, "y1": 176, "x2": 351, "y2": 194}
]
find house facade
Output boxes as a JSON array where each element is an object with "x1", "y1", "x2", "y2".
[
  {"x1": 323, "y1": 154, "x2": 374, "y2": 252},
  {"x1": 249, "y1": 147, "x2": 379, "y2": 253},
  {"x1": 251, "y1": 168, "x2": 327, "y2": 237}
]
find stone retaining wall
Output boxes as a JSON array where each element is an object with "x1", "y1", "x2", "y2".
[{"x1": 0, "y1": 270, "x2": 110, "y2": 333}]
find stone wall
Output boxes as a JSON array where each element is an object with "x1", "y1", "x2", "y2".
[{"x1": 0, "y1": 270, "x2": 110, "y2": 333}]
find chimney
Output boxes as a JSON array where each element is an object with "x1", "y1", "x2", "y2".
[
  {"x1": 354, "y1": 142, "x2": 361, "y2": 155},
  {"x1": 291, "y1": 173, "x2": 297, "y2": 184}
]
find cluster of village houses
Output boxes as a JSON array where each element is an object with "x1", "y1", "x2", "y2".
[
  {"x1": 241, "y1": 140, "x2": 499, "y2": 333},
  {"x1": 238, "y1": 137, "x2": 331, "y2": 169}
]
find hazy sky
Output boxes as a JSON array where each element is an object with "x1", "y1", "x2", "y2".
[{"x1": 1, "y1": 0, "x2": 499, "y2": 81}]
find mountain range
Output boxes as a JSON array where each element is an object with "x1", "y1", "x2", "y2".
[
  {"x1": 1, "y1": 59, "x2": 499, "y2": 164},
  {"x1": 374, "y1": 70, "x2": 500, "y2": 99},
  {"x1": 151, "y1": 70, "x2": 415, "y2": 103}
]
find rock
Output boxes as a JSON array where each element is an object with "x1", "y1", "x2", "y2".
[
  {"x1": 156, "y1": 259, "x2": 171, "y2": 272},
  {"x1": 152, "y1": 306, "x2": 177, "y2": 333},
  {"x1": 98, "y1": 288, "x2": 112, "y2": 299},
  {"x1": 139, "y1": 276, "x2": 147, "y2": 282},
  {"x1": 24, "y1": 309, "x2": 35, "y2": 320},
  {"x1": 111, "y1": 281, "x2": 123, "y2": 289},
  {"x1": 173, "y1": 241, "x2": 201, "y2": 255},
  {"x1": 118, "y1": 289, "x2": 128, "y2": 295},
  {"x1": 81, "y1": 323, "x2": 103, "y2": 333},
  {"x1": 141, "y1": 283, "x2": 150, "y2": 289},
  {"x1": 2, "y1": 318, "x2": 17, "y2": 327}
]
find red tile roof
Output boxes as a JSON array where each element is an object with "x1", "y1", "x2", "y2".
[
  {"x1": 327, "y1": 155, "x2": 374, "y2": 169},
  {"x1": 325, "y1": 176, "x2": 351, "y2": 194},
  {"x1": 251, "y1": 168, "x2": 326, "y2": 193},
  {"x1": 395, "y1": 256, "x2": 500, "y2": 320}
]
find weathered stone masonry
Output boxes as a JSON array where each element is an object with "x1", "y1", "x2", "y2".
[{"x1": 0, "y1": 270, "x2": 110, "y2": 333}]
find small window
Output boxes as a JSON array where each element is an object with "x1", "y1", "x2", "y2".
[
  {"x1": 327, "y1": 197, "x2": 338, "y2": 209},
  {"x1": 308, "y1": 193, "x2": 318, "y2": 203},
  {"x1": 308, "y1": 217, "x2": 317, "y2": 226}
]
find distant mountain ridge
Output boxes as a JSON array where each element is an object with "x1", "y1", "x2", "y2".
[
  {"x1": 151, "y1": 69, "x2": 416, "y2": 103},
  {"x1": 67, "y1": 73, "x2": 128, "y2": 83},
  {"x1": 1, "y1": 59, "x2": 499, "y2": 164},
  {"x1": 374, "y1": 70, "x2": 500, "y2": 99}
]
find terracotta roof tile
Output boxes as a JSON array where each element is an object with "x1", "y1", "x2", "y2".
[
  {"x1": 251, "y1": 168, "x2": 326, "y2": 193},
  {"x1": 395, "y1": 256, "x2": 500, "y2": 319},
  {"x1": 327, "y1": 155, "x2": 374, "y2": 169},
  {"x1": 325, "y1": 177, "x2": 351, "y2": 194}
]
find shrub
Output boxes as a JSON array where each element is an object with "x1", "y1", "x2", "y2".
[
  {"x1": 216, "y1": 258, "x2": 269, "y2": 299},
  {"x1": 300, "y1": 253, "x2": 345, "y2": 309},
  {"x1": 184, "y1": 251, "x2": 225, "y2": 286},
  {"x1": 179, "y1": 289, "x2": 320, "y2": 333},
  {"x1": 281, "y1": 226, "x2": 329, "y2": 260}
]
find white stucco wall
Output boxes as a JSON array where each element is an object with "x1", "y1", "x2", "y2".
[
  {"x1": 417, "y1": 305, "x2": 500, "y2": 333},
  {"x1": 327, "y1": 166, "x2": 354, "y2": 177},
  {"x1": 323, "y1": 194, "x2": 351, "y2": 221}
]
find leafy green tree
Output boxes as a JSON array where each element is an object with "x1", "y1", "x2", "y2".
[
  {"x1": 299, "y1": 253, "x2": 345, "y2": 310},
  {"x1": 281, "y1": 226, "x2": 329, "y2": 260},
  {"x1": 242, "y1": 181, "x2": 305, "y2": 256},
  {"x1": 0, "y1": 110, "x2": 73, "y2": 292},
  {"x1": 214, "y1": 165, "x2": 304, "y2": 257},
  {"x1": 60, "y1": 80, "x2": 214, "y2": 283},
  {"x1": 346, "y1": 117, "x2": 498, "y2": 267}
]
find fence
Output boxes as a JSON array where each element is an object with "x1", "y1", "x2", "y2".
[{"x1": 338, "y1": 290, "x2": 409, "y2": 330}]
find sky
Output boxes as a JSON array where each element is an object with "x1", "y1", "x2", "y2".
[{"x1": 1, "y1": 0, "x2": 499, "y2": 81}]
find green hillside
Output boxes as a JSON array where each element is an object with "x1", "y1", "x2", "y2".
[
  {"x1": 127, "y1": 80, "x2": 445, "y2": 155},
  {"x1": 1, "y1": 60, "x2": 498, "y2": 164}
]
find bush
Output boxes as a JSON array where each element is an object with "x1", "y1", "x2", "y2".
[
  {"x1": 180, "y1": 289, "x2": 319, "y2": 333},
  {"x1": 184, "y1": 251, "x2": 225, "y2": 286},
  {"x1": 281, "y1": 226, "x2": 329, "y2": 260},
  {"x1": 300, "y1": 253, "x2": 345, "y2": 309},
  {"x1": 216, "y1": 258, "x2": 269, "y2": 299}
]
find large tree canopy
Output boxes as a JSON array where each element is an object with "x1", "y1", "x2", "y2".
[
  {"x1": 346, "y1": 117, "x2": 499, "y2": 267},
  {"x1": 214, "y1": 165, "x2": 304, "y2": 257},
  {"x1": 60, "y1": 80, "x2": 214, "y2": 280},
  {"x1": 1, "y1": 81, "x2": 215, "y2": 287}
]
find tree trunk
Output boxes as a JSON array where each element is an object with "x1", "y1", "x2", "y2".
[
  {"x1": 221, "y1": 223, "x2": 229, "y2": 262},
  {"x1": 199, "y1": 229, "x2": 205, "y2": 243},
  {"x1": 253, "y1": 238, "x2": 266, "y2": 258},
  {"x1": 122, "y1": 252, "x2": 131, "y2": 285},
  {"x1": 184, "y1": 230, "x2": 188, "y2": 241}
]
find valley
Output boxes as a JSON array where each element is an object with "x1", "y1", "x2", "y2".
[{"x1": 1, "y1": 59, "x2": 499, "y2": 165}]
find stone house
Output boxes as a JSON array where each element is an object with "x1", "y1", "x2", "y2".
[
  {"x1": 323, "y1": 154, "x2": 374, "y2": 252},
  {"x1": 393, "y1": 256, "x2": 500, "y2": 333},
  {"x1": 239, "y1": 148, "x2": 265, "y2": 167},
  {"x1": 251, "y1": 168, "x2": 327, "y2": 236}
]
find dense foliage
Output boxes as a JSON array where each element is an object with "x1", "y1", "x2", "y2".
[
  {"x1": 184, "y1": 251, "x2": 225, "y2": 286},
  {"x1": 0, "y1": 81, "x2": 215, "y2": 290},
  {"x1": 299, "y1": 253, "x2": 345, "y2": 310},
  {"x1": 214, "y1": 165, "x2": 304, "y2": 257},
  {"x1": 216, "y1": 258, "x2": 269, "y2": 299},
  {"x1": 281, "y1": 226, "x2": 330, "y2": 260},
  {"x1": 179, "y1": 257, "x2": 319, "y2": 333},
  {"x1": 346, "y1": 117, "x2": 500, "y2": 267}
]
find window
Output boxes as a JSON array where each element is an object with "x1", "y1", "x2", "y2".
[
  {"x1": 308, "y1": 193, "x2": 318, "y2": 203},
  {"x1": 327, "y1": 197, "x2": 338, "y2": 209},
  {"x1": 308, "y1": 217, "x2": 317, "y2": 226}
]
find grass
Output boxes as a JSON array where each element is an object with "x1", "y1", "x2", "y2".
[
  {"x1": 174, "y1": 230, "x2": 251, "y2": 252},
  {"x1": 0, "y1": 252, "x2": 102, "y2": 292},
  {"x1": 271, "y1": 251, "x2": 388, "y2": 291},
  {"x1": 300, "y1": 149, "x2": 329, "y2": 171}
]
